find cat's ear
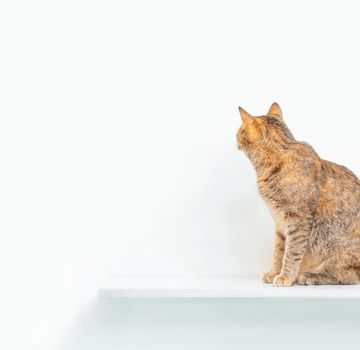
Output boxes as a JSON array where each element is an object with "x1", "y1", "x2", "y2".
[
  {"x1": 267, "y1": 102, "x2": 283, "y2": 121},
  {"x1": 238, "y1": 107, "x2": 254, "y2": 125}
]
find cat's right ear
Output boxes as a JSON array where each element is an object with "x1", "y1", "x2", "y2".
[
  {"x1": 267, "y1": 102, "x2": 283, "y2": 121},
  {"x1": 238, "y1": 107, "x2": 254, "y2": 125}
]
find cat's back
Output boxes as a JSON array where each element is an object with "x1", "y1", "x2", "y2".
[
  {"x1": 316, "y1": 158, "x2": 360, "y2": 207},
  {"x1": 258, "y1": 141, "x2": 360, "y2": 214},
  {"x1": 280, "y1": 143, "x2": 360, "y2": 206},
  {"x1": 320, "y1": 159, "x2": 360, "y2": 183}
]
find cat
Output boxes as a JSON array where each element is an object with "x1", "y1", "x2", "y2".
[{"x1": 237, "y1": 102, "x2": 360, "y2": 286}]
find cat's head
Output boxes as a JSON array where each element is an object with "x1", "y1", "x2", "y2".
[{"x1": 236, "y1": 102, "x2": 294, "y2": 154}]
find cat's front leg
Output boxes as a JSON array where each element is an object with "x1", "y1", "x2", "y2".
[
  {"x1": 263, "y1": 231, "x2": 285, "y2": 283},
  {"x1": 273, "y1": 221, "x2": 310, "y2": 287}
]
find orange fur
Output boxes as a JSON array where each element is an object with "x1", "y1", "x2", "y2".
[{"x1": 237, "y1": 103, "x2": 360, "y2": 286}]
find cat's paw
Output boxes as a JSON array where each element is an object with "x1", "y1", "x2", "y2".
[
  {"x1": 273, "y1": 274, "x2": 293, "y2": 287},
  {"x1": 263, "y1": 271, "x2": 277, "y2": 283},
  {"x1": 296, "y1": 273, "x2": 319, "y2": 285}
]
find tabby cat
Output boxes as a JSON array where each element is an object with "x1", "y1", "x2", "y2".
[{"x1": 237, "y1": 103, "x2": 360, "y2": 286}]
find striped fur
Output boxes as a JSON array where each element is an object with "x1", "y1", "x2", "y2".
[{"x1": 237, "y1": 103, "x2": 360, "y2": 286}]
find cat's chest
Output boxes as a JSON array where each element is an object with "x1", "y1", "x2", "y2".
[
  {"x1": 265, "y1": 201, "x2": 288, "y2": 233},
  {"x1": 256, "y1": 162, "x2": 293, "y2": 204},
  {"x1": 257, "y1": 176, "x2": 284, "y2": 205},
  {"x1": 257, "y1": 177, "x2": 288, "y2": 233}
]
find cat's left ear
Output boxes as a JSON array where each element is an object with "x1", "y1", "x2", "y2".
[
  {"x1": 267, "y1": 102, "x2": 283, "y2": 122},
  {"x1": 238, "y1": 107, "x2": 254, "y2": 124}
]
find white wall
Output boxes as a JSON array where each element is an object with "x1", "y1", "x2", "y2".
[{"x1": 2, "y1": 1, "x2": 360, "y2": 349}]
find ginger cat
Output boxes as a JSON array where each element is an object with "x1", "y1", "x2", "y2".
[{"x1": 237, "y1": 103, "x2": 360, "y2": 287}]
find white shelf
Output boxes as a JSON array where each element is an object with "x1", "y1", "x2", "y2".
[{"x1": 99, "y1": 276, "x2": 360, "y2": 298}]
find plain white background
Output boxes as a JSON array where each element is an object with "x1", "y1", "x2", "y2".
[{"x1": 2, "y1": 1, "x2": 360, "y2": 349}]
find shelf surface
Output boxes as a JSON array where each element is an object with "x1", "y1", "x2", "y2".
[{"x1": 99, "y1": 276, "x2": 360, "y2": 298}]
